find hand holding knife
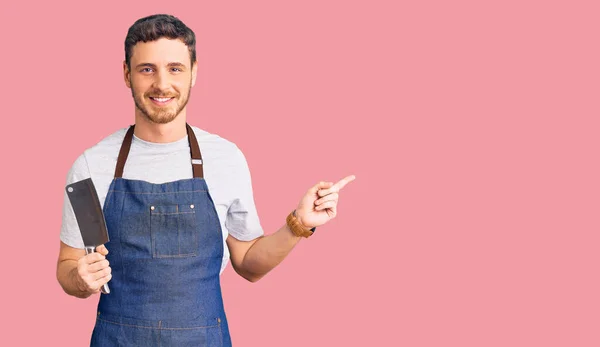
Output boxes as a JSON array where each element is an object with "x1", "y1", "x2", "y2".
[{"x1": 66, "y1": 178, "x2": 111, "y2": 294}]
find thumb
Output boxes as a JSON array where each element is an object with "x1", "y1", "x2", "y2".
[
  {"x1": 96, "y1": 244, "x2": 109, "y2": 256},
  {"x1": 309, "y1": 181, "x2": 333, "y2": 194}
]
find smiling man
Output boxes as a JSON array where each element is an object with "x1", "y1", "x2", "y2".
[{"x1": 56, "y1": 14, "x2": 354, "y2": 346}]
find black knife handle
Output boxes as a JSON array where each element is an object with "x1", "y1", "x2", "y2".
[{"x1": 85, "y1": 246, "x2": 111, "y2": 294}]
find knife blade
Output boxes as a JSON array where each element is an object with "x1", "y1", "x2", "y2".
[{"x1": 66, "y1": 178, "x2": 111, "y2": 294}]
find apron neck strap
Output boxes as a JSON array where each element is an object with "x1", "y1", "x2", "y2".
[{"x1": 114, "y1": 123, "x2": 204, "y2": 179}]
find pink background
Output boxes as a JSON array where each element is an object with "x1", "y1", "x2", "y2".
[{"x1": 1, "y1": 0, "x2": 599, "y2": 346}]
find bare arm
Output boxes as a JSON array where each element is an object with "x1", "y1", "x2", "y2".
[
  {"x1": 227, "y1": 175, "x2": 355, "y2": 282},
  {"x1": 56, "y1": 242, "x2": 112, "y2": 298},
  {"x1": 227, "y1": 224, "x2": 301, "y2": 282}
]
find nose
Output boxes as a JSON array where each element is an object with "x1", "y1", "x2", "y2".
[{"x1": 152, "y1": 69, "x2": 171, "y2": 92}]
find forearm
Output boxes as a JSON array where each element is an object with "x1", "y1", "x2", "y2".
[
  {"x1": 56, "y1": 260, "x2": 92, "y2": 299},
  {"x1": 240, "y1": 224, "x2": 302, "y2": 282}
]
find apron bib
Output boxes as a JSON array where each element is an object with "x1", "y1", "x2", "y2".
[{"x1": 90, "y1": 124, "x2": 232, "y2": 346}]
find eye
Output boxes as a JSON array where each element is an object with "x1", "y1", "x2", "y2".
[
  {"x1": 171, "y1": 68, "x2": 182, "y2": 72},
  {"x1": 141, "y1": 68, "x2": 153, "y2": 73}
]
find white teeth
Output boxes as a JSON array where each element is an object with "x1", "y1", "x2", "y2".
[{"x1": 152, "y1": 97, "x2": 172, "y2": 102}]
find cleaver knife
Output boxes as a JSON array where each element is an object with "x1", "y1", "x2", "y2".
[{"x1": 65, "y1": 178, "x2": 111, "y2": 294}]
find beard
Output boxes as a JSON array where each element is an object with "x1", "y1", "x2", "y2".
[{"x1": 131, "y1": 81, "x2": 192, "y2": 124}]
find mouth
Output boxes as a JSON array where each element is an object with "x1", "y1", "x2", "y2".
[{"x1": 149, "y1": 97, "x2": 175, "y2": 106}]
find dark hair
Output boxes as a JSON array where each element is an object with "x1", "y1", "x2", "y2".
[{"x1": 125, "y1": 14, "x2": 196, "y2": 68}]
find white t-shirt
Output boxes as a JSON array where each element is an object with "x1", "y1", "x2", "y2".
[{"x1": 60, "y1": 125, "x2": 264, "y2": 274}]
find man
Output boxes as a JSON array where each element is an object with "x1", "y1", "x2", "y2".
[{"x1": 56, "y1": 14, "x2": 354, "y2": 346}]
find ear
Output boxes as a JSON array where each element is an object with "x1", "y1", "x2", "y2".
[
  {"x1": 123, "y1": 61, "x2": 131, "y2": 89},
  {"x1": 191, "y1": 60, "x2": 198, "y2": 87}
]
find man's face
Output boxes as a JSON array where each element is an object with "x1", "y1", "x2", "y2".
[{"x1": 124, "y1": 38, "x2": 197, "y2": 124}]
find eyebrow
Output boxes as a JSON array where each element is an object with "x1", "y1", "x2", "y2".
[{"x1": 135, "y1": 62, "x2": 187, "y2": 69}]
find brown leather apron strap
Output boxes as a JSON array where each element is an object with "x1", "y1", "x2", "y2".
[
  {"x1": 114, "y1": 125, "x2": 135, "y2": 178},
  {"x1": 114, "y1": 123, "x2": 204, "y2": 179},
  {"x1": 186, "y1": 123, "x2": 204, "y2": 178}
]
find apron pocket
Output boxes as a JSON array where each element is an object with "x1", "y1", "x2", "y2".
[
  {"x1": 159, "y1": 322, "x2": 223, "y2": 347},
  {"x1": 150, "y1": 204, "x2": 199, "y2": 258},
  {"x1": 92, "y1": 316, "x2": 159, "y2": 346}
]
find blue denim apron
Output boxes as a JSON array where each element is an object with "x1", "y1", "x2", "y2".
[{"x1": 90, "y1": 124, "x2": 232, "y2": 346}]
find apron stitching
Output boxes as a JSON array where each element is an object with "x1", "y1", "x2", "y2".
[
  {"x1": 158, "y1": 325, "x2": 221, "y2": 330},
  {"x1": 152, "y1": 212, "x2": 194, "y2": 215},
  {"x1": 154, "y1": 252, "x2": 198, "y2": 258},
  {"x1": 96, "y1": 317, "x2": 155, "y2": 329},
  {"x1": 97, "y1": 316, "x2": 221, "y2": 330},
  {"x1": 117, "y1": 184, "x2": 127, "y2": 326},
  {"x1": 151, "y1": 206, "x2": 156, "y2": 258},
  {"x1": 177, "y1": 205, "x2": 181, "y2": 255},
  {"x1": 104, "y1": 189, "x2": 113, "y2": 210},
  {"x1": 158, "y1": 320, "x2": 161, "y2": 347},
  {"x1": 219, "y1": 318, "x2": 223, "y2": 346},
  {"x1": 108, "y1": 189, "x2": 207, "y2": 194}
]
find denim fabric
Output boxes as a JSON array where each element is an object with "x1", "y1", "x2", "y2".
[{"x1": 90, "y1": 178, "x2": 232, "y2": 346}]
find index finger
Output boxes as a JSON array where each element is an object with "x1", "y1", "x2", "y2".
[
  {"x1": 83, "y1": 252, "x2": 106, "y2": 264},
  {"x1": 331, "y1": 175, "x2": 356, "y2": 191}
]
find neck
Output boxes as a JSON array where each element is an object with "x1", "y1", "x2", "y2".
[{"x1": 133, "y1": 111, "x2": 187, "y2": 143}]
